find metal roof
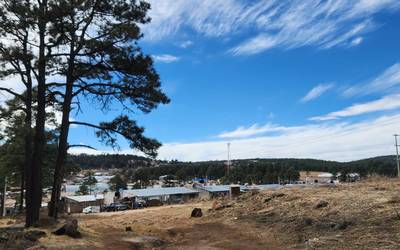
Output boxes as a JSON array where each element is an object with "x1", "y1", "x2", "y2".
[
  {"x1": 122, "y1": 187, "x2": 199, "y2": 198},
  {"x1": 65, "y1": 194, "x2": 104, "y2": 202},
  {"x1": 196, "y1": 185, "x2": 231, "y2": 193}
]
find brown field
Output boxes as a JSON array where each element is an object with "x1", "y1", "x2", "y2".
[{"x1": 2, "y1": 177, "x2": 400, "y2": 249}]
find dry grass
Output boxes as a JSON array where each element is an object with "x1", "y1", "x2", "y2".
[{"x1": 2, "y1": 178, "x2": 400, "y2": 249}]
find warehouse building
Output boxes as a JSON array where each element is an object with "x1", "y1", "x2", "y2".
[{"x1": 121, "y1": 187, "x2": 199, "y2": 205}]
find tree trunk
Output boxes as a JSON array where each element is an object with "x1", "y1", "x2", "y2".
[
  {"x1": 48, "y1": 36, "x2": 75, "y2": 219},
  {"x1": 22, "y1": 68, "x2": 33, "y2": 213},
  {"x1": 26, "y1": 0, "x2": 47, "y2": 227}
]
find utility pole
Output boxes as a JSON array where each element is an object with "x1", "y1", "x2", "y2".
[
  {"x1": 2, "y1": 177, "x2": 6, "y2": 217},
  {"x1": 227, "y1": 143, "x2": 231, "y2": 176},
  {"x1": 395, "y1": 135, "x2": 400, "y2": 177}
]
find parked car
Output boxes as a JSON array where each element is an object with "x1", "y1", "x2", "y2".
[
  {"x1": 83, "y1": 206, "x2": 100, "y2": 214},
  {"x1": 102, "y1": 203, "x2": 129, "y2": 212}
]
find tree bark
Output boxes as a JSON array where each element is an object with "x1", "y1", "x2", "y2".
[
  {"x1": 26, "y1": 0, "x2": 47, "y2": 227},
  {"x1": 48, "y1": 32, "x2": 75, "y2": 219}
]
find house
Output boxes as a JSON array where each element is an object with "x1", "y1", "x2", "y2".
[
  {"x1": 194, "y1": 185, "x2": 231, "y2": 199},
  {"x1": 121, "y1": 187, "x2": 199, "y2": 205},
  {"x1": 299, "y1": 171, "x2": 335, "y2": 184},
  {"x1": 63, "y1": 194, "x2": 104, "y2": 213}
]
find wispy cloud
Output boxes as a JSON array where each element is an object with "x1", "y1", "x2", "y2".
[
  {"x1": 350, "y1": 36, "x2": 363, "y2": 47},
  {"x1": 217, "y1": 123, "x2": 286, "y2": 139},
  {"x1": 180, "y1": 40, "x2": 194, "y2": 48},
  {"x1": 142, "y1": 0, "x2": 400, "y2": 55},
  {"x1": 69, "y1": 114, "x2": 400, "y2": 162},
  {"x1": 311, "y1": 94, "x2": 400, "y2": 121},
  {"x1": 155, "y1": 114, "x2": 400, "y2": 162},
  {"x1": 153, "y1": 54, "x2": 180, "y2": 63},
  {"x1": 301, "y1": 83, "x2": 334, "y2": 103},
  {"x1": 343, "y1": 63, "x2": 400, "y2": 97}
]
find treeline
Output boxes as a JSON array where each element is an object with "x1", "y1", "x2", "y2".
[
  {"x1": 122, "y1": 156, "x2": 398, "y2": 184},
  {"x1": 68, "y1": 154, "x2": 154, "y2": 170}
]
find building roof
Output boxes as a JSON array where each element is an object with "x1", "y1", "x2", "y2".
[
  {"x1": 65, "y1": 194, "x2": 104, "y2": 203},
  {"x1": 196, "y1": 185, "x2": 231, "y2": 193},
  {"x1": 122, "y1": 187, "x2": 199, "y2": 198}
]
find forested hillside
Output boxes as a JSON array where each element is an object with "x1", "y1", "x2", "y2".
[{"x1": 69, "y1": 154, "x2": 398, "y2": 184}]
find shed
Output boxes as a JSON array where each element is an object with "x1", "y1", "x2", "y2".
[{"x1": 63, "y1": 194, "x2": 104, "y2": 213}]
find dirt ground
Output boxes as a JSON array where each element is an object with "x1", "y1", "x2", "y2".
[{"x1": 2, "y1": 177, "x2": 400, "y2": 249}]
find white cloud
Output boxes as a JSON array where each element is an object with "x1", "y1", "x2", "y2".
[
  {"x1": 152, "y1": 54, "x2": 180, "y2": 63},
  {"x1": 350, "y1": 36, "x2": 363, "y2": 46},
  {"x1": 156, "y1": 114, "x2": 400, "y2": 162},
  {"x1": 143, "y1": 0, "x2": 399, "y2": 55},
  {"x1": 68, "y1": 114, "x2": 400, "y2": 162},
  {"x1": 217, "y1": 123, "x2": 286, "y2": 139},
  {"x1": 311, "y1": 94, "x2": 400, "y2": 121},
  {"x1": 343, "y1": 63, "x2": 400, "y2": 97},
  {"x1": 0, "y1": 76, "x2": 26, "y2": 103},
  {"x1": 301, "y1": 83, "x2": 334, "y2": 103},
  {"x1": 180, "y1": 40, "x2": 194, "y2": 48}
]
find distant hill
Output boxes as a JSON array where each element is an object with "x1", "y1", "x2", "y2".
[
  {"x1": 67, "y1": 154, "x2": 157, "y2": 169},
  {"x1": 68, "y1": 154, "x2": 399, "y2": 183}
]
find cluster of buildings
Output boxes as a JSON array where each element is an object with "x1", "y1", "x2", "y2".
[
  {"x1": 59, "y1": 170, "x2": 362, "y2": 214},
  {"x1": 61, "y1": 183, "x2": 281, "y2": 214}
]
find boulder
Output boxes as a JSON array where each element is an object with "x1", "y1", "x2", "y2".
[
  {"x1": 53, "y1": 219, "x2": 81, "y2": 238},
  {"x1": 191, "y1": 208, "x2": 203, "y2": 217}
]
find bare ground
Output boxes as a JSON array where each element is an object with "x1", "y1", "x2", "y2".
[{"x1": 2, "y1": 177, "x2": 400, "y2": 249}]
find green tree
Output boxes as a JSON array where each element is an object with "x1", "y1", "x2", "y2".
[
  {"x1": 76, "y1": 184, "x2": 89, "y2": 195},
  {"x1": 47, "y1": 0, "x2": 170, "y2": 219},
  {"x1": 109, "y1": 174, "x2": 127, "y2": 191}
]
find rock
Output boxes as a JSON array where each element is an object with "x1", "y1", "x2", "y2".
[
  {"x1": 7, "y1": 221, "x2": 14, "y2": 225},
  {"x1": 53, "y1": 219, "x2": 81, "y2": 238},
  {"x1": 212, "y1": 201, "x2": 225, "y2": 210},
  {"x1": 191, "y1": 208, "x2": 203, "y2": 217},
  {"x1": 334, "y1": 220, "x2": 351, "y2": 230},
  {"x1": 125, "y1": 226, "x2": 132, "y2": 232},
  {"x1": 264, "y1": 197, "x2": 273, "y2": 203},
  {"x1": 304, "y1": 217, "x2": 313, "y2": 226},
  {"x1": 314, "y1": 200, "x2": 329, "y2": 209},
  {"x1": 24, "y1": 230, "x2": 46, "y2": 242}
]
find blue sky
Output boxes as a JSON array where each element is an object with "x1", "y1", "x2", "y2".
[{"x1": 66, "y1": 0, "x2": 400, "y2": 162}]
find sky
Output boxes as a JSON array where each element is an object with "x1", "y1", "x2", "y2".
[{"x1": 2, "y1": 0, "x2": 400, "y2": 162}]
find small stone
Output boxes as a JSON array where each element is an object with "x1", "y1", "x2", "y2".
[
  {"x1": 334, "y1": 220, "x2": 351, "y2": 230},
  {"x1": 304, "y1": 217, "x2": 313, "y2": 226},
  {"x1": 125, "y1": 227, "x2": 132, "y2": 232},
  {"x1": 314, "y1": 200, "x2": 329, "y2": 209},
  {"x1": 191, "y1": 208, "x2": 203, "y2": 217}
]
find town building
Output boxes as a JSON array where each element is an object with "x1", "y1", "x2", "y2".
[
  {"x1": 63, "y1": 194, "x2": 104, "y2": 214},
  {"x1": 299, "y1": 171, "x2": 335, "y2": 184},
  {"x1": 121, "y1": 187, "x2": 199, "y2": 205}
]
